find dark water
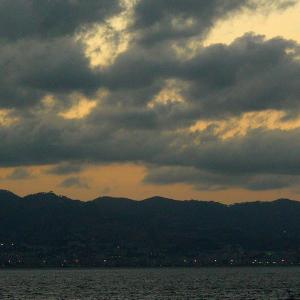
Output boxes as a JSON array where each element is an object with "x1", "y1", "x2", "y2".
[{"x1": 0, "y1": 267, "x2": 299, "y2": 299}]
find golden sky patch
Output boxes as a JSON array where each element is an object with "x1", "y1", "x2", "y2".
[
  {"x1": 60, "y1": 99, "x2": 97, "y2": 120},
  {"x1": 191, "y1": 110, "x2": 300, "y2": 140},
  {"x1": 80, "y1": 0, "x2": 137, "y2": 68},
  {"x1": 0, "y1": 109, "x2": 18, "y2": 127},
  {"x1": 205, "y1": 2, "x2": 300, "y2": 46},
  {"x1": 148, "y1": 79, "x2": 186, "y2": 108}
]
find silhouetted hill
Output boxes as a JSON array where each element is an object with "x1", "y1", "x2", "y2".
[{"x1": 0, "y1": 190, "x2": 300, "y2": 267}]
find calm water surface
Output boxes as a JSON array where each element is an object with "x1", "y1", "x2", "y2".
[{"x1": 0, "y1": 267, "x2": 299, "y2": 299}]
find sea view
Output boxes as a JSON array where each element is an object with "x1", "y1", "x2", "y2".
[{"x1": 0, "y1": 267, "x2": 299, "y2": 299}]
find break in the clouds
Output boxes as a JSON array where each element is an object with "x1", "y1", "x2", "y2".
[{"x1": 0, "y1": 0, "x2": 300, "y2": 193}]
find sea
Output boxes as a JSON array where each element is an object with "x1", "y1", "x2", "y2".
[{"x1": 0, "y1": 267, "x2": 299, "y2": 299}]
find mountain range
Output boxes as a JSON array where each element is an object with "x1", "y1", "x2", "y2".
[{"x1": 0, "y1": 189, "x2": 300, "y2": 267}]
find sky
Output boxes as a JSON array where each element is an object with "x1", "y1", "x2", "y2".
[{"x1": 0, "y1": 0, "x2": 300, "y2": 203}]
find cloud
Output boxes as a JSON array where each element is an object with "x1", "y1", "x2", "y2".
[
  {"x1": 2, "y1": 32, "x2": 299, "y2": 121},
  {"x1": 0, "y1": 1, "x2": 300, "y2": 193},
  {"x1": 5, "y1": 168, "x2": 33, "y2": 181},
  {"x1": 2, "y1": 110, "x2": 300, "y2": 176},
  {"x1": 181, "y1": 34, "x2": 300, "y2": 118},
  {"x1": 132, "y1": 0, "x2": 296, "y2": 44},
  {"x1": 46, "y1": 163, "x2": 84, "y2": 175},
  {"x1": 0, "y1": 1, "x2": 122, "y2": 111},
  {"x1": 0, "y1": 38, "x2": 101, "y2": 109},
  {"x1": 99, "y1": 34, "x2": 300, "y2": 121},
  {"x1": 144, "y1": 165, "x2": 300, "y2": 191},
  {"x1": 59, "y1": 177, "x2": 89, "y2": 189},
  {"x1": 0, "y1": 0, "x2": 120, "y2": 41}
]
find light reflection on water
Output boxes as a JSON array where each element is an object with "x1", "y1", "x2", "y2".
[{"x1": 0, "y1": 267, "x2": 299, "y2": 299}]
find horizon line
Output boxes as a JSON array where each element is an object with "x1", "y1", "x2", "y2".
[{"x1": 0, "y1": 188, "x2": 299, "y2": 205}]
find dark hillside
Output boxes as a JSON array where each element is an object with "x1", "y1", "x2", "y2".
[{"x1": 0, "y1": 191, "x2": 299, "y2": 267}]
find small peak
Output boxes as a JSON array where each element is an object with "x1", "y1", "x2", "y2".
[
  {"x1": 143, "y1": 196, "x2": 175, "y2": 203},
  {"x1": 0, "y1": 189, "x2": 12, "y2": 194},
  {"x1": 0, "y1": 190, "x2": 21, "y2": 203},
  {"x1": 93, "y1": 196, "x2": 134, "y2": 203},
  {"x1": 42, "y1": 191, "x2": 57, "y2": 196},
  {"x1": 24, "y1": 191, "x2": 71, "y2": 202},
  {"x1": 273, "y1": 198, "x2": 297, "y2": 204},
  {"x1": 0, "y1": 189, "x2": 20, "y2": 198},
  {"x1": 27, "y1": 191, "x2": 56, "y2": 198}
]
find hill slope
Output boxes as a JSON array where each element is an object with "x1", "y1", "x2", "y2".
[{"x1": 0, "y1": 190, "x2": 299, "y2": 267}]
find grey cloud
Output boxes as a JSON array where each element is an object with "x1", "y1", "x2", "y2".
[
  {"x1": 102, "y1": 45, "x2": 173, "y2": 92},
  {"x1": 59, "y1": 177, "x2": 89, "y2": 189},
  {"x1": 100, "y1": 34, "x2": 300, "y2": 122},
  {"x1": 46, "y1": 163, "x2": 84, "y2": 175},
  {"x1": 0, "y1": 1, "x2": 300, "y2": 194},
  {"x1": 20, "y1": 39, "x2": 100, "y2": 94},
  {"x1": 144, "y1": 166, "x2": 300, "y2": 191},
  {"x1": 133, "y1": 0, "x2": 296, "y2": 44},
  {"x1": 2, "y1": 110, "x2": 300, "y2": 177},
  {"x1": 0, "y1": 38, "x2": 100, "y2": 109},
  {"x1": 0, "y1": 0, "x2": 120, "y2": 41},
  {"x1": 181, "y1": 128, "x2": 300, "y2": 176},
  {"x1": 181, "y1": 34, "x2": 300, "y2": 118},
  {"x1": 0, "y1": 111, "x2": 169, "y2": 167},
  {"x1": 0, "y1": 38, "x2": 300, "y2": 186},
  {"x1": 2, "y1": 107, "x2": 300, "y2": 192},
  {"x1": 2, "y1": 28, "x2": 299, "y2": 123},
  {"x1": 0, "y1": 1, "x2": 120, "y2": 110},
  {"x1": 5, "y1": 168, "x2": 33, "y2": 180},
  {"x1": 141, "y1": 126, "x2": 300, "y2": 179}
]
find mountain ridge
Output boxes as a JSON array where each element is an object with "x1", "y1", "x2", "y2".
[
  {"x1": 1, "y1": 189, "x2": 300, "y2": 267},
  {"x1": 0, "y1": 189, "x2": 298, "y2": 206}
]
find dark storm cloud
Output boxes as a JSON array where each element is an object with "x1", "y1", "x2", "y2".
[
  {"x1": 0, "y1": 111, "x2": 171, "y2": 167},
  {"x1": 133, "y1": 0, "x2": 296, "y2": 44},
  {"x1": 181, "y1": 34, "x2": 300, "y2": 118},
  {"x1": 141, "y1": 126, "x2": 300, "y2": 190},
  {"x1": 1, "y1": 113, "x2": 300, "y2": 176},
  {"x1": 0, "y1": 0, "x2": 118, "y2": 110},
  {"x1": 101, "y1": 34, "x2": 300, "y2": 119},
  {"x1": 59, "y1": 177, "x2": 89, "y2": 189},
  {"x1": 0, "y1": 0, "x2": 120, "y2": 41},
  {"x1": 2, "y1": 33, "x2": 299, "y2": 116},
  {"x1": 102, "y1": 46, "x2": 173, "y2": 91},
  {"x1": 187, "y1": 128, "x2": 300, "y2": 176},
  {"x1": 2, "y1": 105, "x2": 300, "y2": 190},
  {"x1": 1, "y1": 34, "x2": 300, "y2": 173},
  {"x1": 1, "y1": 0, "x2": 300, "y2": 192},
  {"x1": 144, "y1": 166, "x2": 300, "y2": 191},
  {"x1": 0, "y1": 38, "x2": 100, "y2": 109}
]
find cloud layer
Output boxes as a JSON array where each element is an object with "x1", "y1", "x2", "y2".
[{"x1": 1, "y1": 0, "x2": 300, "y2": 193}]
